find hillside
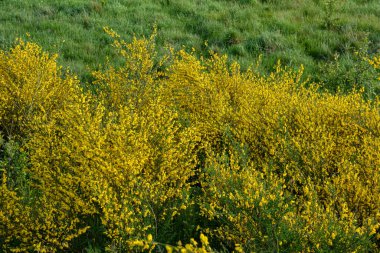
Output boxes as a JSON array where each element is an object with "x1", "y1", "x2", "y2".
[
  {"x1": 1, "y1": 0, "x2": 380, "y2": 92},
  {"x1": 1, "y1": 1, "x2": 380, "y2": 251}
]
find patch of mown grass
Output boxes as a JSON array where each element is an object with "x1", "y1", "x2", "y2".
[{"x1": 0, "y1": 0, "x2": 379, "y2": 92}]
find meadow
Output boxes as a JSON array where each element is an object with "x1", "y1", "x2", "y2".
[
  {"x1": 1, "y1": 0, "x2": 380, "y2": 252},
  {"x1": 1, "y1": 0, "x2": 380, "y2": 92}
]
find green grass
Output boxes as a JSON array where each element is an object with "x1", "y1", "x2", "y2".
[{"x1": 1, "y1": 0, "x2": 379, "y2": 92}]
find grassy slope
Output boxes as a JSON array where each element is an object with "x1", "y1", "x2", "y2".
[{"x1": 0, "y1": 0, "x2": 379, "y2": 89}]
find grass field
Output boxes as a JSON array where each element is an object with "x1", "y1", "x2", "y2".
[{"x1": 1, "y1": 0, "x2": 380, "y2": 92}]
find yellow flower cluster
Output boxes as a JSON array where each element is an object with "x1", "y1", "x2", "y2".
[
  {"x1": 0, "y1": 41, "x2": 89, "y2": 252},
  {"x1": 162, "y1": 47, "x2": 380, "y2": 251},
  {"x1": 367, "y1": 55, "x2": 380, "y2": 80},
  {"x1": 0, "y1": 39, "x2": 80, "y2": 138},
  {"x1": 367, "y1": 55, "x2": 380, "y2": 68},
  {"x1": 165, "y1": 233, "x2": 212, "y2": 253},
  {"x1": 0, "y1": 30, "x2": 379, "y2": 252}
]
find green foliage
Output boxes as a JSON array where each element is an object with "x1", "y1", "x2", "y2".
[
  {"x1": 1, "y1": 0, "x2": 379, "y2": 94},
  {"x1": 317, "y1": 37, "x2": 380, "y2": 98},
  {"x1": 0, "y1": 138, "x2": 30, "y2": 199}
]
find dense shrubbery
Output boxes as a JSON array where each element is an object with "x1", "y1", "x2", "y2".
[{"x1": 0, "y1": 31, "x2": 379, "y2": 252}]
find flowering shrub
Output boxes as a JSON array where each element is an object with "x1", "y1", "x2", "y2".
[
  {"x1": 163, "y1": 47, "x2": 380, "y2": 251},
  {"x1": 0, "y1": 41, "x2": 89, "y2": 252},
  {"x1": 0, "y1": 39, "x2": 81, "y2": 139},
  {"x1": 0, "y1": 31, "x2": 379, "y2": 252},
  {"x1": 367, "y1": 55, "x2": 380, "y2": 80}
]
